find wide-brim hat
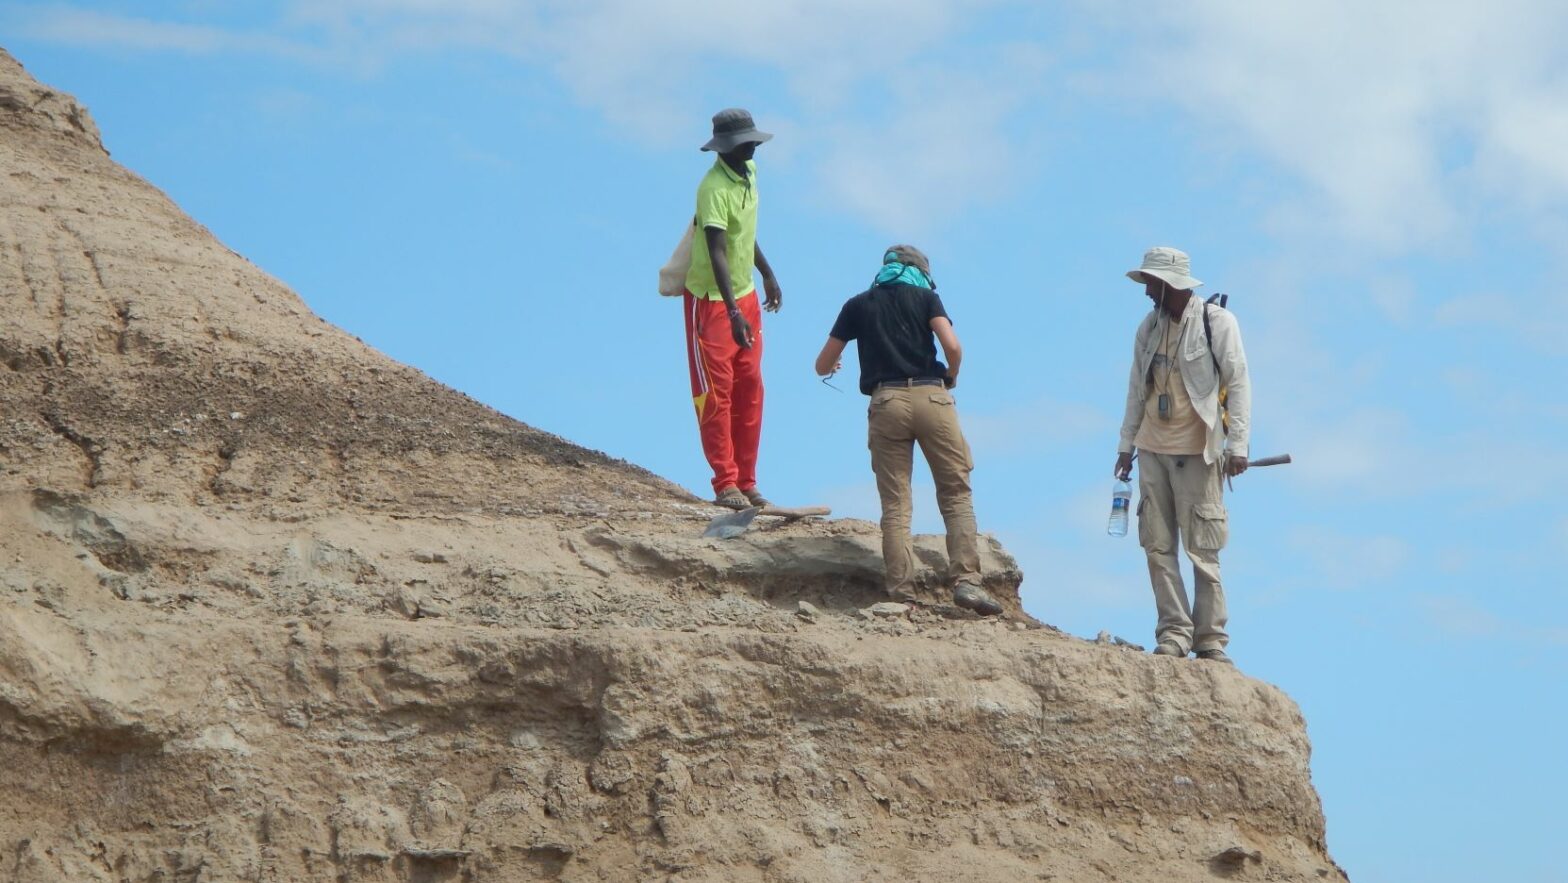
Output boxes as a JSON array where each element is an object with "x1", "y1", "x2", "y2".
[
  {"x1": 701, "y1": 107, "x2": 773, "y2": 152},
  {"x1": 1126, "y1": 246, "x2": 1202, "y2": 291}
]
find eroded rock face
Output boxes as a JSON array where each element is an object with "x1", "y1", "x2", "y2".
[{"x1": 0, "y1": 48, "x2": 1345, "y2": 882}]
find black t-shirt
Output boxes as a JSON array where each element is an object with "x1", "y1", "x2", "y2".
[{"x1": 828, "y1": 283, "x2": 951, "y2": 395}]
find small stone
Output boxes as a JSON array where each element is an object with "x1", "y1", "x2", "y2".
[
  {"x1": 417, "y1": 596, "x2": 452, "y2": 618},
  {"x1": 412, "y1": 551, "x2": 448, "y2": 564},
  {"x1": 1094, "y1": 629, "x2": 1113, "y2": 644},
  {"x1": 796, "y1": 601, "x2": 820, "y2": 621},
  {"x1": 866, "y1": 602, "x2": 909, "y2": 618},
  {"x1": 1214, "y1": 846, "x2": 1262, "y2": 867},
  {"x1": 394, "y1": 589, "x2": 422, "y2": 619}
]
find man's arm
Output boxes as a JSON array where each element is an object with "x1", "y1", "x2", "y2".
[
  {"x1": 815, "y1": 337, "x2": 847, "y2": 376},
  {"x1": 755, "y1": 242, "x2": 782, "y2": 313},
  {"x1": 1213, "y1": 310, "x2": 1251, "y2": 475},
  {"x1": 703, "y1": 226, "x2": 752, "y2": 348},
  {"x1": 1115, "y1": 317, "x2": 1152, "y2": 479},
  {"x1": 931, "y1": 316, "x2": 962, "y2": 388}
]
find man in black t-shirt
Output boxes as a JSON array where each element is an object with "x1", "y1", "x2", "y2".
[{"x1": 813, "y1": 245, "x2": 1001, "y2": 616}]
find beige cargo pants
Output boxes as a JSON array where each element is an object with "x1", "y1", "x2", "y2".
[
  {"x1": 867, "y1": 384, "x2": 981, "y2": 597},
  {"x1": 1137, "y1": 452, "x2": 1230, "y2": 653}
]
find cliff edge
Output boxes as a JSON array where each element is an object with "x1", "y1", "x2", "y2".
[{"x1": 0, "y1": 48, "x2": 1345, "y2": 882}]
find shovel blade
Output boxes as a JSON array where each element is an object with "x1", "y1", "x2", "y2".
[{"x1": 703, "y1": 506, "x2": 762, "y2": 538}]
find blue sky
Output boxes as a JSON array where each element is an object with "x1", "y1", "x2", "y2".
[{"x1": 5, "y1": 2, "x2": 1565, "y2": 879}]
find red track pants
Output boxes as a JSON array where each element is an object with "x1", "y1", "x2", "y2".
[{"x1": 684, "y1": 290, "x2": 764, "y2": 494}]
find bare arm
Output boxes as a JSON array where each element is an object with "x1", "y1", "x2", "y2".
[
  {"x1": 755, "y1": 241, "x2": 782, "y2": 313},
  {"x1": 931, "y1": 316, "x2": 961, "y2": 387},
  {"x1": 815, "y1": 337, "x2": 847, "y2": 377},
  {"x1": 703, "y1": 226, "x2": 751, "y2": 348}
]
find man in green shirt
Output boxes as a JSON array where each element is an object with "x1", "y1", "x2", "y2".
[{"x1": 682, "y1": 108, "x2": 784, "y2": 509}]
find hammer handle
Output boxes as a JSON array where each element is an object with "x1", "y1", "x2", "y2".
[{"x1": 1246, "y1": 454, "x2": 1292, "y2": 468}]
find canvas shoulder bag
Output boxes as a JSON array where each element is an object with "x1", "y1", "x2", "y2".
[{"x1": 657, "y1": 218, "x2": 696, "y2": 297}]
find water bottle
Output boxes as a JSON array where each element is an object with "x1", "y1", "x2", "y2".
[{"x1": 1106, "y1": 479, "x2": 1132, "y2": 537}]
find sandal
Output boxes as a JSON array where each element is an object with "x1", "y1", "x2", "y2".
[
  {"x1": 713, "y1": 486, "x2": 750, "y2": 510},
  {"x1": 742, "y1": 487, "x2": 772, "y2": 507}
]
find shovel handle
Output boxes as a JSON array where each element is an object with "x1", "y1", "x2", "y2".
[{"x1": 1246, "y1": 454, "x2": 1292, "y2": 468}]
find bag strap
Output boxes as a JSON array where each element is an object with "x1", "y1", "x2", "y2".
[
  {"x1": 1203, "y1": 293, "x2": 1231, "y2": 438},
  {"x1": 1202, "y1": 292, "x2": 1227, "y2": 374}
]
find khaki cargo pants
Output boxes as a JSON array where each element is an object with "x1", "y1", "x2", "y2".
[
  {"x1": 868, "y1": 384, "x2": 981, "y2": 597},
  {"x1": 1137, "y1": 452, "x2": 1230, "y2": 653}
]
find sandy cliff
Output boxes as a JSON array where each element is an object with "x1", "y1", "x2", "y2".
[{"x1": 0, "y1": 49, "x2": 1345, "y2": 882}]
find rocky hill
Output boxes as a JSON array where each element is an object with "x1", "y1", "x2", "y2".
[{"x1": 0, "y1": 48, "x2": 1345, "y2": 882}]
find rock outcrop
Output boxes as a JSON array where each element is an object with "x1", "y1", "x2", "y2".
[{"x1": 0, "y1": 48, "x2": 1346, "y2": 882}]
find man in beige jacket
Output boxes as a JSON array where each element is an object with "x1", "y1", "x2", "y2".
[{"x1": 1114, "y1": 247, "x2": 1251, "y2": 663}]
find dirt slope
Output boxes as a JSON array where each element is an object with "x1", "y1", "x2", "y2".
[{"x1": 0, "y1": 48, "x2": 1345, "y2": 882}]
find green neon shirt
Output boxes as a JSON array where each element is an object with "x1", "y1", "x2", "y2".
[{"x1": 685, "y1": 158, "x2": 758, "y2": 301}]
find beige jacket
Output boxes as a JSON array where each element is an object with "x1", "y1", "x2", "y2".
[{"x1": 1118, "y1": 298, "x2": 1250, "y2": 465}]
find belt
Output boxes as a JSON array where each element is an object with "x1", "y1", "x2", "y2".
[{"x1": 875, "y1": 377, "x2": 945, "y2": 390}]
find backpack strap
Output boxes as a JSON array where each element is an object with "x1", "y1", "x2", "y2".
[
  {"x1": 1202, "y1": 293, "x2": 1230, "y2": 437},
  {"x1": 1202, "y1": 295, "x2": 1222, "y2": 375}
]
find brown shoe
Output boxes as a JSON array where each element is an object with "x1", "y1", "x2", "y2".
[
  {"x1": 953, "y1": 583, "x2": 1003, "y2": 616},
  {"x1": 1152, "y1": 641, "x2": 1187, "y2": 657},
  {"x1": 1195, "y1": 648, "x2": 1234, "y2": 664},
  {"x1": 713, "y1": 486, "x2": 750, "y2": 510},
  {"x1": 742, "y1": 487, "x2": 772, "y2": 507}
]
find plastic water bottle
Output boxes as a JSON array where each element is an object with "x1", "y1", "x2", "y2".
[{"x1": 1106, "y1": 479, "x2": 1132, "y2": 537}]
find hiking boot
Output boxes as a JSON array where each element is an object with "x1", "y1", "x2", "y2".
[
  {"x1": 742, "y1": 487, "x2": 772, "y2": 508},
  {"x1": 953, "y1": 583, "x2": 1003, "y2": 616},
  {"x1": 1195, "y1": 648, "x2": 1234, "y2": 664},
  {"x1": 1152, "y1": 641, "x2": 1186, "y2": 657},
  {"x1": 713, "y1": 486, "x2": 750, "y2": 510}
]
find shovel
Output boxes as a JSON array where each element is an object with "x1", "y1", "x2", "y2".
[{"x1": 703, "y1": 506, "x2": 762, "y2": 538}]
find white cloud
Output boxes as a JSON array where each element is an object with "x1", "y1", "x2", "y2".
[
  {"x1": 1433, "y1": 291, "x2": 1568, "y2": 356},
  {"x1": 1286, "y1": 526, "x2": 1409, "y2": 589},
  {"x1": 963, "y1": 397, "x2": 1109, "y2": 459},
  {"x1": 18, "y1": 1, "x2": 1568, "y2": 251},
  {"x1": 1421, "y1": 595, "x2": 1568, "y2": 646},
  {"x1": 1092, "y1": 0, "x2": 1568, "y2": 250},
  {"x1": 7, "y1": 6, "x2": 325, "y2": 61},
  {"x1": 7, "y1": 0, "x2": 1053, "y2": 233}
]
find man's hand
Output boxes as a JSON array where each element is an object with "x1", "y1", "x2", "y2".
[
  {"x1": 1114, "y1": 452, "x2": 1134, "y2": 481},
  {"x1": 762, "y1": 276, "x2": 783, "y2": 313},
  {"x1": 729, "y1": 312, "x2": 754, "y2": 349},
  {"x1": 944, "y1": 371, "x2": 958, "y2": 389},
  {"x1": 1225, "y1": 454, "x2": 1249, "y2": 477}
]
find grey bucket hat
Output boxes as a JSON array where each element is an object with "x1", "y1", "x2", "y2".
[
  {"x1": 1126, "y1": 246, "x2": 1203, "y2": 291},
  {"x1": 701, "y1": 108, "x2": 773, "y2": 152}
]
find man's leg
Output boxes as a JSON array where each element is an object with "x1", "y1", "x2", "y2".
[
  {"x1": 1138, "y1": 453, "x2": 1194, "y2": 652},
  {"x1": 729, "y1": 293, "x2": 764, "y2": 494},
  {"x1": 911, "y1": 388, "x2": 980, "y2": 587},
  {"x1": 684, "y1": 293, "x2": 739, "y2": 493},
  {"x1": 1172, "y1": 458, "x2": 1229, "y2": 653},
  {"x1": 868, "y1": 389, "x2": 917, "y2": 598}
]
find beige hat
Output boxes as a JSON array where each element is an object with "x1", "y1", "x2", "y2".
[{"x1": 1127, "y1": 246, "x2": 1202, "y2": 291}]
